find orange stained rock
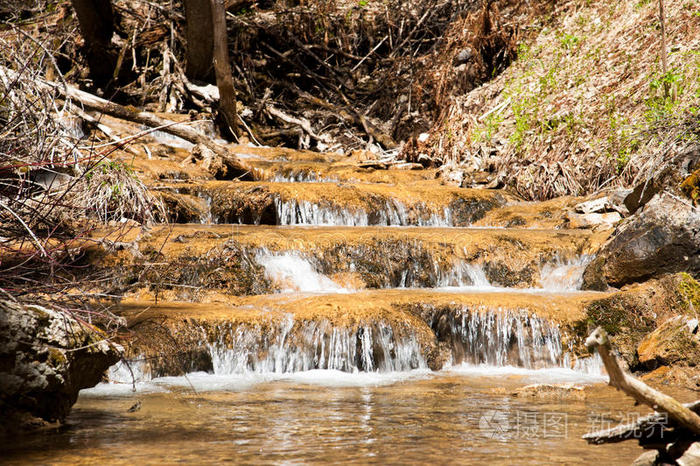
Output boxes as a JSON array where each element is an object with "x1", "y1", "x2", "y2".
[
  {"x1": 133, "y1": 224, "x2": 603, "y2": 262},
  {"x1": 119, "y1": 287, "x2": 610, "y2": 327}
]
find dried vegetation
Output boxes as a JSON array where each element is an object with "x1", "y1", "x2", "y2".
[{"x1": 418, "y1": 0, "x2": 700, "y2": 200}]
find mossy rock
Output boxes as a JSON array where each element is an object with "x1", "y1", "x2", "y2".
[{"x1": 574, "y1": 273, "x2": 700, "y2": 368}]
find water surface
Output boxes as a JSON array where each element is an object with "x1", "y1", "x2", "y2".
[{"x1": 2, "y1": 369, "x2": 654, "y2": 465}]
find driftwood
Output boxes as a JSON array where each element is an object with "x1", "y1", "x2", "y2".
[
  {"x1": 585, "y1": 327, "x2": 700, "y2": 436},
  {"x1": 265, "y1": 105, "x2": 322, "y2": 142}
]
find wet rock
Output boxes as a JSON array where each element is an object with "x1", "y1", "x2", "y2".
[
  {"x1": 565, "y1": 211, "x2": 621, "y2": 229},
  {"x1": 624, "y1": 181, "x2": 662, "y2": 215},
  {"x1": 576, "y1": 274, "x2": 700, "y2": 367},
  {"x1": 637, "y1": 316, "x2": 700, "y2": 369},
  {"x1": 512, "y1": 383, "x2": 586, "y2": 400},
  {"x1": 0, "y1": 300, "x2": 120, "y2": 434},
  {"x1": 676, "y1": 441, "x2": 700, "y2": 466},
  {"x1": 582, "y1": 194, "x2": 700, "y2": 290},
  {"x1": 483, "y1": 261, "x2": 536, "y2": 288},
  {"x1": 640, "y1": 366, "x2": 700, "y2": 392}
]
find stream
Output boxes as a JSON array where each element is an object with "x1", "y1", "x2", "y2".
[
  {"x1": 0, "y1": 146, "x2": 657, "y2": 464},
  {"x1": 3, "y1": 368, "x2": 651, "y2": 464}
]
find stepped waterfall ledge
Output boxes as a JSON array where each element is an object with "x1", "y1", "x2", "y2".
[
  {"x1": 4, "y1": 1, "x2": 700, "y2": 461},
  {"x1": 105, "y1": 304, "x2": 604, "y2": 385}
]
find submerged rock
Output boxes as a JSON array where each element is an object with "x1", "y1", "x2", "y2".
[
  {"x1": 582, "y1": 194, "x2": 700, "y2": 290},
  {"x1": 0, "y1": 300, "x2": 119, "y2": 434},
  {"x1": 512, "y1": 383, "x2": 586, "y2": 400}
]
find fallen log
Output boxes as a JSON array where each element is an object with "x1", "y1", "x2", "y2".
[
  {"x1": 265, "y1": 105, "x2": 322, "y2": 142},
  {"x1": 0, "y1": 65, "x2": 247, "y2": 175},
  {"x1": 585, "y1": 326, "x2": 700, "y2": 436}
]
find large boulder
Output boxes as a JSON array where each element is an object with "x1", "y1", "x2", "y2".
[
  {"x1": 582, "y1": 194, "x2": 700, "y2": 290},
  {"x1": 0, "y1": 300, "x2": 120, "y2": 434}
]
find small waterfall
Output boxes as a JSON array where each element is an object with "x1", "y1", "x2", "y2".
[
  {"x1": 198, "y1": 193, "x2": 215, "y2": 224},
  {"x1": 250, "y1": 166, "x2": 339, "y2": 183},
  {"x1": 255, "y1": 250, "x2": 350, "y2": 292},
  {"x1": 567, "y1": 352, "x2": 605, "y2": 376},
  {"x1": 107, "y1": 358, "x2": 151, "y2": 383},
  {"x1": 540, "y1": 255, "x2": 593, "y2": 291},
  {"x1": 207, "y1": 315, "x2": 426, "y2": 373},
  {"x1": 436, "y1": 262, "x2": 491, "y2": 288},
  {"x1": 433, "y1": 307, "x2": 565, "y2": 369},
  {"x1": 255, "y1": 248, "x2": 491, "y2": 290},
  {"x1": 275, "y1": 198, "x2": 454, "y2": 226}
]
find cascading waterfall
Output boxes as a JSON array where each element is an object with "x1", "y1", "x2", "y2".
[
  {"x1": 275, "y1": 198, "x2": 454, "y2": 226},
  {"x1": 207, "y1": 315, "x2": 426, "y2": 374},
  {"x1": 539, "y1": 255, "x2": 593, "y2": 291},
  {"x1": 255, "y1": 250, "x2": 350, "y2": 292},
  {"x1": 435, "y1": 308, "x2": 565, "y2": 369},
  {"x1": 255, "y1": 248, "x2": 492, "y2": 291},
  {"x1": 102, "y1": 309, "x2": 603, "y2": 388}
]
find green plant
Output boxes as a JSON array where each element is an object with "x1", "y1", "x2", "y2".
[{"x1": 558, "y1": 33, "x2": 580, "y2": 50}]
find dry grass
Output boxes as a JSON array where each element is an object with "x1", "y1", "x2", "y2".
[
  {"x1": 0, "y1": 30, "x2": 162, "y2": 308},
  {"x1": 422, "y1": 0, "x2": 700, "y2": 200}
]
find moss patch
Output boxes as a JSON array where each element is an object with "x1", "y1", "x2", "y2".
[
  {"x1": 677, "y1": 272, "x2": 700, "y2": 314},
  {"x1": 47, "y1": 348, "x2": 67, "y2": 368}
]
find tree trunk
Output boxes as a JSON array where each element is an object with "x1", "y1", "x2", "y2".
[
  {"x1": 210, "y1": 0, "x2": 238, "y2": 137},
  {"x1": 70, "y1": 0, "x2": 117, "y2": 88},
  {"x1": 183, "y1": 0, "x2": 214, "y2": 81}
]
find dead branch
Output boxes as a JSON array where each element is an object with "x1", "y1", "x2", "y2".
[
  {"x1": 265, "y1": 104, "x2": 322, "y2": 141},
  {"x1": 585, "y1": 326, "x2": 700, "y2": 436},
  {"x1": 2, "y1": 65, "x2": 247, "y2": 176},
  {"x1": 584, "y1": 401, "x2": 700, "y2": 445}
]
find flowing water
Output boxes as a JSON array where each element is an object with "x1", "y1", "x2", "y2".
[
  {"x1": 1, "y1": 146, "x2": 655, "y2": 464},
  {"x1": 2, "y1": 369, "x2": 653, "y2": 465}
]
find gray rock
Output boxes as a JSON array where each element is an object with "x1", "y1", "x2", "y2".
[
  {"x1": 453, "y1": 47, "x2": 474, "y2": 65},
  {"x1": 0, "y1": 300, "x2": 120, "y2": 434},
  {"x1": 582, "y1": 193, "x2": 700, "y2": 290},
  {"x1": 677, "y1": 442, "x2": 700, "y2": 466},
  {"x1": 566, "y1": 211, "x2": 621, "y2": 229},
  {"x1": 632, "y1": 450, "x2": 660, "y2": 466}
]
